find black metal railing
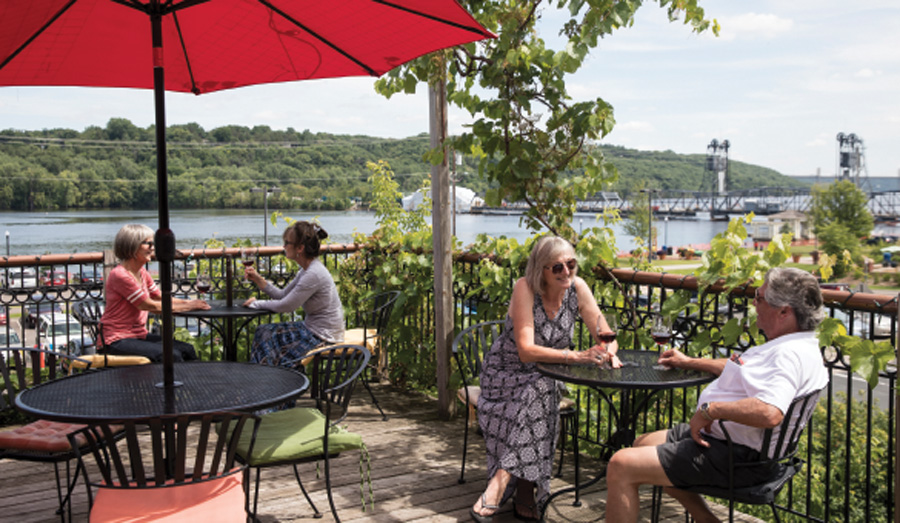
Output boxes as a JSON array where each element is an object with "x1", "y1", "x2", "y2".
[{"x1": 1, "y1": 245, "x2": 896, "y2": 521}]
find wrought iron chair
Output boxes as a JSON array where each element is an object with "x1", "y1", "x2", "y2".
[
  {"x1": 0, "y1": 347, "x2": 95, "y2": 521},
  {"x1": 452, "y1": 320, "x2": 577, "y2": 484},
  {"x1": 68, "y1": 411, "x2": 260, "y2": 522},
  {"x1": 651, "y1": 387, "x2": 826, "y2": 523},
  {"x1": 238, "y1": 344, "x2": 373, "y2": 522},
  {"x1": 70, "y1": 299, "x2": 151, "y2": 367},
  {"x1": 311, "y1": 290, "x2": 400, "y2": 421}
]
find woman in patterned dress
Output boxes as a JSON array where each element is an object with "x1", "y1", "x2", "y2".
[{"x1": 470, "y1": 235, "x2": 621, "y2": 522}]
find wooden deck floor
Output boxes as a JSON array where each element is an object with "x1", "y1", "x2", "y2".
[{"x1": 0, "y1": 383, "x2": 763, "y2": 522}]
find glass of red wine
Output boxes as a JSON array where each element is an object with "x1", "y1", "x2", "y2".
[
  {"x1": 240, "y1": 247, "x2": 254, "y2": 283},
  {"x1": 196, "y1": 272, "x2": 211, "y2": 296},
  {"x1": 651, "y1": 315, "x2": 673, "y2": 369},
  {"x1": 596, "y1": 314, "x2": 616, "y2": 367}
]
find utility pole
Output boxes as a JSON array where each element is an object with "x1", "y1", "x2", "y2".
[{"x1": 251, "y1": 186, "x2": 281, "y2": 246}]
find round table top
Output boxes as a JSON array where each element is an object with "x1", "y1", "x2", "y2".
[
  {"x1": 537, "y1": 349, "x2": 715, "y2": 390},
  {"x1": 15, "y1": 361, "x2": 309, "y2": 422},
  {"x1": 176, "y1": 300, "x2": 269, "y2": 319}
]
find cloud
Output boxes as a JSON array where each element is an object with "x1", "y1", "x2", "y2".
[{"x1": 717, "y1": 13, "x2": 794, "y2": 41}]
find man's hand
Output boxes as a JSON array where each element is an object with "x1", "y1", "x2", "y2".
[
  {"x1": 689, "y1": 409, "x2": 713, "y2": 448},
  {"x1": 658, "y1": 348, "x2": 690, "y2": 369}
]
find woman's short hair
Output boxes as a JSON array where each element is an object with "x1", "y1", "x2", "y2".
[
  {"x1": 114, "y1": 224, "x2": 154, "y2": 262},
  {"x1": 524, "y1": 236, "x2": 575, "y2": 295},
  {"x1": 284, "y1": 221, "x2": 328, "y2": 258},
  {"x1": 764, "y1": 267, "x2": 824, "y2": 331}
]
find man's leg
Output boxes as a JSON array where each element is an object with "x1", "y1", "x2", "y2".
[
  {"x1": 605, "y1": 429, "x2": 671, "y2": 523},
  {"x1": 611, "y1": 428, "x2": 718, "y2": 523}
]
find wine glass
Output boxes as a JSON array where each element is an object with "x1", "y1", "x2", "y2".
[
  {"x1": 597, "y1": 314, "x2": 617, "y2": 344},
  {"x1": 240, "y1": 247, "x2": 254, "y2": 283},
  {"x1": 196, "y1": 271, "x2": 211, "y2": 296},
  {"x1": 651, "y1": 315, "x2": 673, "y2": 369}
]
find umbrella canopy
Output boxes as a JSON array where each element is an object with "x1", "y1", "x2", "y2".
[{"x1": 0, "y1": 0, "x2": 492, "y2": 393}]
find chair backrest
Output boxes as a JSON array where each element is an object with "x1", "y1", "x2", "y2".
[
  {"x1": 451, "y1": 320, "x2": 505, "y2": 391},
  {"x1": 73, "y1": 299, "x2": 105, "y2": 350},
  {"x1": 0, "y1": 347, "x2": 91, "y2": 413},
  {"x1": 69, "y1": 411, "x2": 259, "y2": 494},
  {"x1": 305, "y1": 344, "x2": 371, "y2": 424},
  {"x1": 354, "y1": 290, "x2": 400, "y2": 338},
  {"x1": 760, "y1": 387, "x2": 825, "y2": 461}
]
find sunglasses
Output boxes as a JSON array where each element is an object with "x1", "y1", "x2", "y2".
[
  {"x1": 141, "y1": 240, "x2": 154, "y2": 248},
  {"x1": 754, "y1": 288, "x2": 766, "y2": 303},
  {"x1": 545, "y1": 258, "x2": 577, "y2": 274}
]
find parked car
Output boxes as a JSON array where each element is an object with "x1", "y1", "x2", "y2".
[
  {"x1": 23, "y1": 302, "x2": 65, "y2": 329},
  {"x1": 0, "y1": 305, "x2": 7, "y2": 326},
  {"x1": 78, "y1": 267, "x2": 104, "y2": 284},
  {"x1": 41, "y1": 269, "x2": 70, "y2": 287},
  {"x1": 7, "y1": 268, "x2": 38, "y2": 289},
  {"x1": 37, "y1": 314, "x2": 84, "y2": 352},
  {"x1": 65, "y1": 337, "x2": 96, "y2": 357},
  {"x1": 0, "y1": 329, "x2": 22, "y2": 348}
]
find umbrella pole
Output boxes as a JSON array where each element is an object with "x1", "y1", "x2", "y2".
[{"x1": 150, "y1": 8, "x2": 179, "y2": 395}]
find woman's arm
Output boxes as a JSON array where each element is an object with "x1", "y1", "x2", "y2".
[{"x1": 134, "y1": 295, "x2": 209, "y2": 314}]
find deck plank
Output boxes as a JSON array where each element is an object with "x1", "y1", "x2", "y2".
[{"x1": 0, "y1": 383, "x2": 763, "y2": 522}]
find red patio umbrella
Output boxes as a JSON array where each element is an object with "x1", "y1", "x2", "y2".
[{"x1": 0, "y1": 0, "x2": 493, "y2": 393}]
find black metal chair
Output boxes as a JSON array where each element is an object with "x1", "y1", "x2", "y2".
[
  {"x1": 238, "y1": 344, "x2": 373, "y2": 522},
  {"x1": 452, "y1": 320, "x2": 578, "y2": 484},
  {"x1": 315, "y1": 290, "x2": 399, "y2": 421},
  {"x1": 651, "y1": 387, "x2": 826, "y2": 522},
  {"x1": 68, "y1": 411, "x2": 260, "y2": 522},
  {"x1": 0, "y1": 347, "x2": 94, "y2": 521},
  {"x1": 70, "y1": 299, "x2": 151, "y2": 367}
]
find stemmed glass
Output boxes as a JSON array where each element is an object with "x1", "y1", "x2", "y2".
[
  {"x1": 596, "y1": 314, "x2": 617, "y2": 368},
  {"x1": 196, "y1": 271, "x2": 211, "y2": 296},
  {"x1": 240, "y1": 247, "x2": 254, "y2": 283},
  {"x1": 651, "y1": 315, "x2": 673, "y2": 369}
]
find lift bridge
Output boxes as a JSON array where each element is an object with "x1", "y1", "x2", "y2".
[{"x1": 578, "y1": 187, "x2": 900, "y2": 222}]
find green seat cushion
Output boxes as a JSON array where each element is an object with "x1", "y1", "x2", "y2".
[{"x1": 236, "y1": 407, "x2": 364, "y2": 466}]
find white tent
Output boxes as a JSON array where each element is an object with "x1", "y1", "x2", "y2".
[{"x1": 402, "y1": 186, "x2": 483, "y2": 212}]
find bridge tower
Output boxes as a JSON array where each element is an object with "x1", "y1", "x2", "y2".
[
  {"x1": 705, "y1": 139, "x2": 730, "y2": 194},
  {"x1": 836, "y1": 132, "x2": 869, "y2": 191}
]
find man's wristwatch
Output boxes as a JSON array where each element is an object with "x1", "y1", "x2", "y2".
[{"x1": 699, "y1": 402, "x2": 714, "y2": 421}]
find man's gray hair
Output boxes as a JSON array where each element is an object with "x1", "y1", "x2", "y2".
[{"x1": 764, "y1": 267, "x2": 824, "y2": 331}]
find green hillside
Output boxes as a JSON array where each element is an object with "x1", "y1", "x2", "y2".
[{"x1": 0, "y1": 119, "x2": 809, "y2": 212}]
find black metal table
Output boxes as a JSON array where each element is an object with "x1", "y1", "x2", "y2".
[
  {"x1": 15, "y1": 361, "x2": 309, "y2": 422},
  {"x1": 537, "y1": 349, "x2": 715, "y2": 509},
  {"x1": 176, "y1": 300, "x2": 269, "y2": 362}
]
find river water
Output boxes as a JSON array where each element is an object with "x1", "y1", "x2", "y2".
[{"x1": 2, "y1": 208, "x2": 736, "y2": 257}]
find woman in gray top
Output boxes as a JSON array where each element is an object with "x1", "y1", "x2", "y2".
[{"x1": 243, "y1": 221, "x2": 344, "y2": 368}]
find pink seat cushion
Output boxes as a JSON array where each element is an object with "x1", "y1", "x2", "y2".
[
  {"x1": 0, "y1": 420, "x2": 86, "y2": 453},
  {"x1": 91, "y1": 472, "x2": 246, "y2": 522}
]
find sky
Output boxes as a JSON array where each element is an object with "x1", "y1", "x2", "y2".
[{"x1": 1, "y1": 0, "x2": 899, "y2": 179}]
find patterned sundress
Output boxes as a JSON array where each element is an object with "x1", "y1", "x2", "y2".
[{"x1": 477, "y1": 285, "x2": 579, "y2": 510}]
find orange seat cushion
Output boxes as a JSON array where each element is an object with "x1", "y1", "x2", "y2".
[
  {"x1": 91, "y1": 472, "x2": 246, "y2": 522},
  {"x1": 0, "y1": 420, "x2": 86, "y2": 453}
]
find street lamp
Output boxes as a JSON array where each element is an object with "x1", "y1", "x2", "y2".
[
  {"x1": 5, "y1": 231, "x2": 8, "y2": 257},
  {"x1": 641, "y1": 189, "x2": 654, "y2": 263},
  {"x1": 250, "y1": 186, "x2": 281, "y2": 246}
]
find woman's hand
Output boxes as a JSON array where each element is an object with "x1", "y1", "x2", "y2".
[
  {"x1": 244, "y1": 266, "x2": 266, "y2": 288},
  {"x1": 243, "y1": 297, "x2": 257, "y2": 308}
]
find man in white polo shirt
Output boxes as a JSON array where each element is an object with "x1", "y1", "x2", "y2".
[{"x1": 604, "y1": 267, "x2": 829, "y2": 523}]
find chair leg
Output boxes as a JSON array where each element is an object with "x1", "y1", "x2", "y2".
[
  {"x1": 54, "y1": 458, "x2": 83, "y2": 522},
  {"x1": 292, "y1": 464, "x2": 323, "y2": 518},
  {"x1": 323, "y1": 453, "x2": 341, "y2": 523},
  {"x1": 650, "y1": 485, "x2": 662, "y2": 522},
  {"x1": 459, "y1": 404, "x2": 472, "y2": 484},
  {"x1": 362, "y1": 368, "x2": 388, "y2": 421}
]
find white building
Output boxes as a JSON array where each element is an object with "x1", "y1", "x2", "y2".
[{"x1": 402, "y1": 186, "x2": 483, "y2": 213}]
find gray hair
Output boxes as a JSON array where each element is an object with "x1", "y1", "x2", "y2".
[
  {"x1": 114, "y1": 224, "x2": 154, "y2": 262},
  {"x1": 764, "y1": 267, "x2": 824, "y2": 331},
  {"x1": 524, "y1": 236, "x2": 575, "y2": 295}
]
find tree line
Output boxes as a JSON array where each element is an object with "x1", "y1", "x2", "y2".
[{"x1": 0, "y1": 118, "x2": 806, "y2": 212}]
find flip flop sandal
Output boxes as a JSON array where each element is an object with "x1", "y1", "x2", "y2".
[{"x1": 469, "y1": 493, "x2": 501, "y2": 523}]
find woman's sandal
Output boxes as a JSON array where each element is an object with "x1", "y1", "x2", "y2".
[
  {"x1": 513, "y1": 501, "x2": 542, "y2": 522},
  {"x1": 469, "y1": 493, "x2": 501, "y2": 523}
]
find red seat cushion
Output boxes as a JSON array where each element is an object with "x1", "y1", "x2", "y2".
[
  {"x1": 0, "y1": 420, "x2": 87, "y2": 453},
  {"x1": 91, "y1": 472, "x2": 246, "y2": 522}
]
